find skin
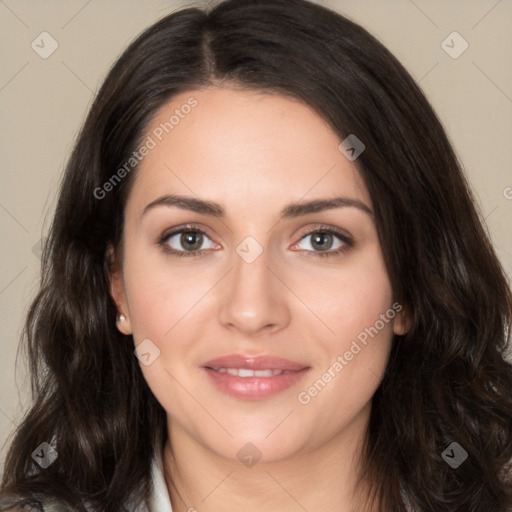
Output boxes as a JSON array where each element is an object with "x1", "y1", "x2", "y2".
[{"x1": 108, "y1": 85, "x2": 409, "y2": 512}]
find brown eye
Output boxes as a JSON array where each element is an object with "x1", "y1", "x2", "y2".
[
  {"x1": 158, "y1": 225, "x2": 217, "y2": 258},
  {"x1": 294, "y1": 226, "x2": 354, "y2": 258},
  {"x1": 308, "y1": 231, "x2": 336, "y2": 251},
  {"x1": 177, "y1": 230, "x2": 204, "y2": 251}
]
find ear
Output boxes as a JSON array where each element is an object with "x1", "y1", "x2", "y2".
[
  {"x1": 106, "y1": 244, "x2": 133, "y2": 335},
  {"x1": 393, "y1": 302, "x2": 411, "y2": 336}
]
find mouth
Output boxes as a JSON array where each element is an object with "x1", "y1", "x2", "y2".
[
  {"x1": 202, "y1": 354, "x2": 311, "y2": 400},
  {"x1": 207, "y1": 368, "x2": 298, "y2": 377}
]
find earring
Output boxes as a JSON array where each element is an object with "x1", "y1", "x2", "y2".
[{"x1": 118, "y1": 314, "x2": 126, "y2": 322}]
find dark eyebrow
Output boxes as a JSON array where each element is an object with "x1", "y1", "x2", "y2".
[{"x1": 141, "y1": 194, "x2": 373, "y2": 220}]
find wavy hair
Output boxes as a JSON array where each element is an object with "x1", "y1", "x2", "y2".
[{"x1": 1, "y1": 0, "x2": 511, "y2": 510}]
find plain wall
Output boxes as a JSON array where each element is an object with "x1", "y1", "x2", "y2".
[{"x1": 1, "y1": 0, "x2": 511, "y2": 476}]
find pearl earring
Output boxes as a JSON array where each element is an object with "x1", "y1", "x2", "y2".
[{"x1": 118, "y1": 314, "x2": 126, "y2": 322}]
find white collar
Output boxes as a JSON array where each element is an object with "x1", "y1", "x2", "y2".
[{"x1": 148, "y1": 451, "x2": 174, "y2": 512}]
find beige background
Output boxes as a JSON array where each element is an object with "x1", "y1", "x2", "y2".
[{"x1": 1, "y1": 0, "x2": 511, "y2": 476}]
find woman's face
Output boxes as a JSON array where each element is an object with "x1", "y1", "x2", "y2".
[{"x1": 109, "y1": 85, "x2": 407, "y2": 463}]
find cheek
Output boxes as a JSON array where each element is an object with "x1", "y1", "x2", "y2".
[
  {"x1": 312, "y1": 245, "x2": 395, "y2": 346},
  {"x1": 122, "y1": 247, "x2": 202, "y2": 415},
  {"x1": 122, "y1": 242, "x2": 202, "y2": 340},
  {"x1": 301, "y1": 247, "x2": 395, "y2": 405}
]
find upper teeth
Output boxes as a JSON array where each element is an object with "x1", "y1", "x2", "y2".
[{"x1": 213, "y1": 368, "x2": 286, "y2": 377}]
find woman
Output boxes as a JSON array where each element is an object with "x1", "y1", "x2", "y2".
[{"x1": 1, "y1": 0, "x2": 511, "y2": 510}]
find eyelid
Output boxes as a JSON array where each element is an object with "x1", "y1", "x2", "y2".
[
  {"x1": 295, "y1": 223, "x2": 353, "y2": 242},
  {"x1": 158, "y1": 222, "x2": 214, "y2": 239}
]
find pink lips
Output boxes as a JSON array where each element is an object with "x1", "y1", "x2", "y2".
[
  {"x1": 202, "y1": 354, "x2": 311, "y2": 400},
  {"x1": 203, "y1": 354, "x2": 308, "y2": 371}
]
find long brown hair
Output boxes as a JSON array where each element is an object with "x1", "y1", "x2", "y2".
[{"x1": 2, "y1": 0, "x2": 511, "y2": 510}]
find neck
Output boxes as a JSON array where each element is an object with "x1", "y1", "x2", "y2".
[{"x1": 162, "y1": 401, "x2": 375, "y2": 512}]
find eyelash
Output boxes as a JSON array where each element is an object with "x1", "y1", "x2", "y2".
[{"x1": 156, "y1": 223, "x2": 354, "y2": 259}]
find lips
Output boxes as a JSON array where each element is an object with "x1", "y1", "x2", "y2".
[
  {"x1": 203, "y1": 354, "x2": 308, "y2": 371},
  {"x1": 213, "y1": 368, "x2": 290, "y2": 377},
  {"x1": 202, "y1": 354, "x2": 310, "y2": 400}
]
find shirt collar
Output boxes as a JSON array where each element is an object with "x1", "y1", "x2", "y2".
[{"x1": 148, "y1": 450, "x2": 173, "y2": 512}]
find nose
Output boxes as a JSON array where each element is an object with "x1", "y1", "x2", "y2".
[{"x1": 216, "y1": 243, "x2": 291, "y2": 337}]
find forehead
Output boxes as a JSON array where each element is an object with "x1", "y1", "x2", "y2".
[{"x1": 126, "y1": 86, "x2": 371, "y2": 220}]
